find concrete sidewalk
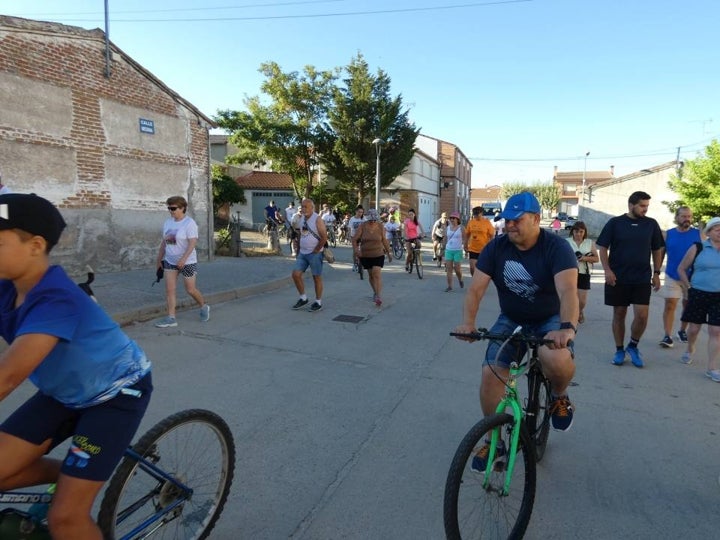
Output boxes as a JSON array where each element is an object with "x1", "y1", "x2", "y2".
[{"x1": 89, "y1": 254, "x2": 297, "y2": 326}]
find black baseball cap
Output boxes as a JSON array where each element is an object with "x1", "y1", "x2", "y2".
[{"x1": 0, "y1": 193, "x2": 67, "y2": 247}]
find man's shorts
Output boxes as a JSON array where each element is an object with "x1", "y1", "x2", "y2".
[
  {"x1": 484, "y1": 313, "x2": 574, "y2": 368},
  {"x1": 445, "y1": 249, "x2": 463, "y2": 263},
  {"x1": 604, "y1": 283, "x2": 651, "y2": 307},
  {"x1": 1, "y1": 374, "x2": 153, "y2": 482},
  {"x1": 681, "y1": 288, "x2": 720, "y2": 326},
  {"x1": 162, "y1": 260, "x2": 198, "y2": 278},
  {"x1": 293, "y1": 251, "x2": 323, "y2": 276},
  {"x1": 661, "y1": 276, "x2": 688, "y2": 300}
]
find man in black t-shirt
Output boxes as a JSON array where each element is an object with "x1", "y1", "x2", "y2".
[
  {"x1": 454, "y1": 192, "x2": 578, "y2": 471},
  {"x1": 596, "y1": 191, "x2": 665, "y2": 368}
]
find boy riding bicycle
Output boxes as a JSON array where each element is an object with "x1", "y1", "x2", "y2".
[{"x1": 0, "y1": 194, "x2": 152, "y2": 539}]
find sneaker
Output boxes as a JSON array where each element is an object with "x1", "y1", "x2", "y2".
[
  {"x1": 626, "y1": 346, "x2": 644, "y2": 368},
  {"x1": 200, "y1": 304, "x2": 211, "y2": 322},
  {"x1": 352, "y1": 263, "x2": 358, "y2": 272},
  {"x1": 444, "y1": 287, "x2": 452, "y2": 292},
  {"x1": 676, "y1": 330, "x2": 689, "y2": 343},
  {"x1": 308, "y1": 301, "x2": 323, "y2": 313},
  {"x1": 680, "y1": 352, "x2": 693, "y2": 365},
  {"x1": 612, "y1": 350, "x2": 626, "y2": 366},
  {"x1": 292, "y1": 298, "x2": 309, "y2": 310},
  {"x1": 549, "y1": 396, "x2": 574, "y2": 431},
  {"x1": 459, "y1": 280, "x2": 464, "y2": 289},
  {"x1": 155, "y1": 316, "x2": 177, "y2": 328},
  {"x1": 470, "y1": 441, "x2": 506, "y2": 473},
  {"x1": 705, "y1": 370, "x2": 720, "y2": 383},
  {"x1": 659, "y1": 335, "x2": 674, "y2": 348}
]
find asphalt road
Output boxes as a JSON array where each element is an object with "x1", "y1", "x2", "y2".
[{"x1": 2, "y1": 242, "x2": 718, "y2": 539}]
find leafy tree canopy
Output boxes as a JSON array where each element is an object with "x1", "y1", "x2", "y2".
[
  {"x1": 215, "y1": 62, "x2": 337, "y2": 199},
  {"x1": 501, "y1": 181, "x2": 560, "y2": 217},
  {"x1": 321, "y1": 53, "x2": 418, "y2": 205},
  {"x1": 211, "y1": 164, "x2": 245, "y2": 215},
  {"x1": 214, "y1": 54, "x2": 417, "y2": 207},
  {"x1": 667, "y1": 139, "x2": 720, "y2": 222}
]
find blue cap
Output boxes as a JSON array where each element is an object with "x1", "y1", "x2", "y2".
[{"x1": 497, "y1": 192, "x2": 541, "y2": 221}]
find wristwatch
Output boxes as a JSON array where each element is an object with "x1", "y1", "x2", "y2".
[
  {"x1": 653, "y1": 270, "x2": 661, "y2": 275},
  {"x1": 559, "y1": 322, "x2": 577, "y2": 333}
]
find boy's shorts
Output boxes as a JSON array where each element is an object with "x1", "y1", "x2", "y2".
[{"x1": 0, "y1": 373, "x2": 152, "y2": 482}]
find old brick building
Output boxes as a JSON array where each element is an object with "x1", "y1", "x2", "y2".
[{"x1": 0, "y1": 15, "x2": 214, "y2": 272}]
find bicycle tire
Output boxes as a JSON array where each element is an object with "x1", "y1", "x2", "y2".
[
  {"x1": 525, "y1": 366, "x2": 551, "y2": 462},
  {"x1": 98, "y1": 409, "x2": 235, "y2": 540},
  {"x1": 415, "y1": 251, "x2": 423, "y2": 279},
  {"x1": 444, "y1": 413, "x2": 536, "y2": 540},
  {"x1": 393, "y1": 239, "x2": 404, "y2": 259}
]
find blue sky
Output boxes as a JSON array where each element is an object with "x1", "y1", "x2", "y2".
[{"x1": 3, "y1": 0, "x2": 719, "y2": 186}]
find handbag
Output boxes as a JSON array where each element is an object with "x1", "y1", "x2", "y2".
[{"x1": 323, "y1": 247, "x2": 335, "y2": 263}]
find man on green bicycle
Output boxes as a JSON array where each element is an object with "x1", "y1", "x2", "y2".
[
  {"x1": 454, "y1": 192, "x2": 578, "y2": 470},
  {"x1": 0, "y1": 194, "x2": 152, "y2": 539}
]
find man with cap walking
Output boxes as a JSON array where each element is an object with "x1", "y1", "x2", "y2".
[{"x1": 454, "y1": 192, "x2": 578, "y2": 471}]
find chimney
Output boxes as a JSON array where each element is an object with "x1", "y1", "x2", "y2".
[
  {"x1": 553, "y1": 165, "x2": 558, "y2": 178},
  {"x1": 610, "y1": 165, "x2": 615, "y2": 176}
]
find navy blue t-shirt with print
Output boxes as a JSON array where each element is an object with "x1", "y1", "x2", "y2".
[
  {"x1": 476, "y1": 229, "x2": 578, "y2": 324},
  {"x1": 596, "y1": 214, "x2": 664, "y2": 284}
]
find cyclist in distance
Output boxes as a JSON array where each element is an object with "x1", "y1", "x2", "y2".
[
  {"x1": 403, "y1": 208, "x2": 425, "y2": 270},
  {"x1": 432, "y1": 212, "x2": 448, "y2": 261},
  {"x1": 0, "y1": 194, "x2": 152, "y2": 539},
  {"x1": 454, "y1": 192, "x2": 578, "y2": 468},
  {"x1": 348, "y1": 205, "x2": 366, "y2": 271}
]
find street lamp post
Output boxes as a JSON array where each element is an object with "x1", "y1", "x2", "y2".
[
  {"x1": 581, "y1": 151, "x2": 590, "y2": 205},
  {"x1": 372, "y1": 138, "x2": 385, "y2": 211}
]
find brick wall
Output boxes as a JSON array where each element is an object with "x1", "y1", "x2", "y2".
[{"x1": 0, "y1": 16, "x2": 212, "y2": 272}]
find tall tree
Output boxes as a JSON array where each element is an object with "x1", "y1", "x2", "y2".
[
  {"x1": 321, "y1": 54, "x2": 418, "y2": 205},
  {"x1": 534, "y1": 183, "x2": 562, "y2": 217},
  {"x1": 667, "y1": 139, "x2": 720, "y2": 221},
  {"x1": 214, "y1": 62, "x2": 336, "y2": 199}
]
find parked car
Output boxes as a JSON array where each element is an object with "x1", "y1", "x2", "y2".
[
  {"x1": 556, "y1": 211, "x2": 569, "y2": 222},
  {"x1": 564, "y1": 217, "x2": 578, "y2": 230}
]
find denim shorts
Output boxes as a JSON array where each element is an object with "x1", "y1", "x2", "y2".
[
  {"x1": 1, "y1": 374, "x2": 152, "y2": 481},
  {"x1": 294, "y1": 251, "x2": 323, "y2": 276},
  {"x1": 484, "y1": 313, "x2": 573, "y2": 367}
]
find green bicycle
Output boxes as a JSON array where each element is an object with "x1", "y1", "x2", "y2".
[{"x1": 444, "y1": 327, "x2": 556, "y2": 539}]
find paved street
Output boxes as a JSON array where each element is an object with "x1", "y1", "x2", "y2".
[{"x1": 2, "y1": 241, "x2": 718, "y2": 539}]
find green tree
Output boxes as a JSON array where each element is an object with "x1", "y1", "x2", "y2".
[
  {"x1": 501, "y1": 182, "x2": 532, "y2": 199},
  {"x1": 321, "y1": 54, "x2": 418, "y2": 206},
  {"x1": 214, "y1": 62, "x2": 337, "y2": 199},
  {"x1": 667, "y1": 139, "x2": 720, "y2": 221},
  {"x1": 211, "y1": 164, "x2": 245, "y2": 219},
  {"x1": 534, "y1": 183, "x2": 562, "y2": 216}
]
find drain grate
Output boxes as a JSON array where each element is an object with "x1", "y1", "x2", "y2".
[{"x1": 333, "y1": 315, "x2": 365, "y2": 323}]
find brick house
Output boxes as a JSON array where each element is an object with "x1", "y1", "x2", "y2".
[
  {"x1": 553, "y1": 165, "x2": 615, "y2": 216},
  {"x1": 0, "y1": 15, "x2": 215, "y2": 273}
]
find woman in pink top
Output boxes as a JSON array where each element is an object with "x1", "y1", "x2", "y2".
[{"x1": 403, "y1": 209, "x2": 425, "y2": 270}]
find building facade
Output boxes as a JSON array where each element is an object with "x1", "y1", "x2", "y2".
[{"x1": 0, "y1": 16, "x2": 214, "y2": 273}]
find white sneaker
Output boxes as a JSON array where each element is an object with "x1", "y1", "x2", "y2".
[
  {"x1": 200, "y1": 304, "x2": 211, "y2": 322},
  {"x1": 155, "y1": 316, "x2": 177, "y2": 328},
  {"x1": 705, "y1": 370, "x2": 720, "y2": 383}
]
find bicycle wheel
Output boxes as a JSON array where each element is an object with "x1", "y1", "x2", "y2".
[
  {"x1": 415, "y1": 251, "x2": 423, "y2": 279},
  {"x1": 525, "y1": 366, "x2": 551, "y2": 462},
  {"x1": 393, "y1": 239, "x2": 404, "y2": 259},
  {"x1": 98, "y1": 409, "x2": 235, "y2": 540},
  {"x1": 444, "y1": 413, "x2": 536, "y2": 540}
]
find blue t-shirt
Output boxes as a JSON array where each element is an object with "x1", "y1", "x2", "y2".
[
  {"x1": 665, "y1": 227, "x2": 701, "y2": 280},
  {"x1": 691, "y1": 239, "x2": 720, "y2": 293},
  {"x1": 596, "y1": 214, "x2": 665, "y2": 284},
  {"x1": 476, "y1": 230, "x2": 578, "y2": 323},
  {"x1": 0, "y1": 266, "x2": 151, "y2": 408}
]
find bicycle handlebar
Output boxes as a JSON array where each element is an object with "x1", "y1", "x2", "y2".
[{"x1": 450, "y1": 327, "x2": 558, "y2": 348}]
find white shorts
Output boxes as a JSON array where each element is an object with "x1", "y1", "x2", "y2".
[{"x1": 661, "y1": 276, "x2": 687, "y2": 300}]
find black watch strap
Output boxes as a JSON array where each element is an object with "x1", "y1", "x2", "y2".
[{"x1": 559, "y1": 322, "x2": 577, "y2": 333}]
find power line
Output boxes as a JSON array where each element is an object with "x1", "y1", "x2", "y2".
[{"x1": 22, "y1": 0, "x2": 532, "y2": 23}]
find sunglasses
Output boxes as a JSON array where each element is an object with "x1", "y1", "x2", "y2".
[{"x1": 167, "y1": 206, "x2": 179, "y2": 211}]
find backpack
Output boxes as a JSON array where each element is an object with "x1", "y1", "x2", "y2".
[{"x1": 689, "y1": 241, "x2": 704, "y2": 280}]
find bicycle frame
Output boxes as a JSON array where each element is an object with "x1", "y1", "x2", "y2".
[
  {"x1": 485, "y1": 360, "x2": 526, "y2": 495},
  {"x1": 0, "y1": 447, "x2": 192, "y2": 540}
]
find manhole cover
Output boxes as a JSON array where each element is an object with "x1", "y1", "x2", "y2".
[{"x1": 333, "y1": 315, "x2": 365, "y2": 323}]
